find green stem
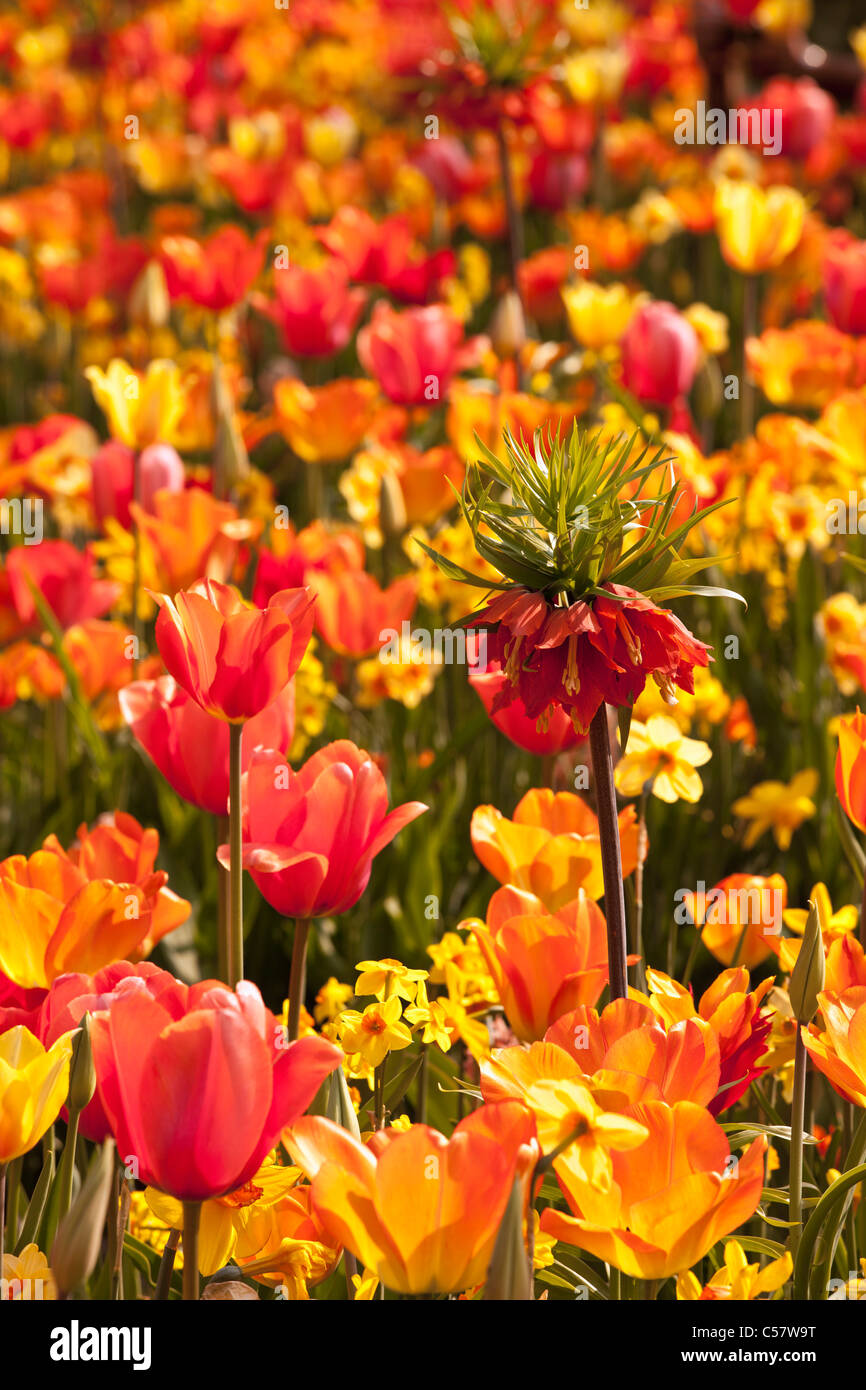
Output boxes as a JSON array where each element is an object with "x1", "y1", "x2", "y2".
[
  {"x1": 228, "y1": 723, "x2": 244, "y2": 988},
  {"x1": 740, "y1": 273, "x2": 757, "y2": 440},
  {"x1": 216, "y1": 813, "x2": 230, "y2": 982},
  {"x1": 4, "y1": 1156, "x2": 21, "y2": 1252},
  {"x1": 56, "y1": 1110, "x2": 80, "y2": 1226},
  {"x1": 155, "y1": 1228, "x2": 180, "y2": 1300},
  {"x1": 182, "y1": 1202, "x2": 201, "y2": 1301},
  {"x1": 0, "y1": 1163, "x2": 5, "y2": 1270},
  {"x1": 589, "y1": 704, "x2": 628, "y2": 1001},
  {"x1": 789, "y1": 1029, "x2": 808, "y2": 1261},
  {"x1": 132, "y1": 450, "x2": 142, "y2": 679},
  {"x1": 287, "y1": 918, "x2": 311, "y2": 1042}
]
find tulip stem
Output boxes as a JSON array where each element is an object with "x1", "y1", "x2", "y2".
[
  {"x1": 287, "y1": 918, "x2": 311, "y2": 1042},
  {"x1": 56, "y1": 1109, "x2": 80, "y2": 1230},
  {"x1": 155, "y1": 1228, "x2": 181, "y2": 1300},
  {"x1": 740, "y1": 274, "x2": 757, "y2": 441},
  {"x1": 216, "y1": 813, "x2": 230, "y2": 982},
  {"x1": 132, "y1": 450, "x2": 142, "y2": 678},
  {"x1": 228, "y1": 723, "x2": 244, "y2": 988},
  {"x1": 789, "y1": 1029, "x2": 808, "y2": 1261},
  {"x1": 182, "y1": 1202, "x2": 201, "y2": 1301},
  {"x1": 589, "y1": 704, "x2": 628, "y2": 1001},
  {"x1": 0, "y1": 1163, "x2": 5, "y2": 1269}
]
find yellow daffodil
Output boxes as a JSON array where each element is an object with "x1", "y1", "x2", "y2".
[
  {"x1": 615, "y1": 715, "x2": 712, "y2": 803},
  {"x1": 403, "y1": 981, "x2": 454, "y2": 1052},
  {"x1": 354, "y1": 959, "x2": 428, "y2": 1002},
  {"x1": 0, "y1": 1026, "x2": 75, "y2": 1163},
  {"x1": 677, "y1": 1241, "x2": 792, "y2": 1300},
  {"x1": 313, "y1": 978, "x2": 354, "y2": 1024},
  {"x1": 732, "y1": 769, "x2": 818, "y2": 849},
  {"x1": 145, "y1": 1159, "x2": 302, "y2": 1276},
  {"x1": 1, "y1": 1244, "x2": 57, "y2": 1299},
  {"x1": 337, "y1": 996, "x2": 413, "y2": 1068},
  {"x1": 84, "y1": 358, "x2": 185, "y2": 449},
  {"x1": 351, "y1": 1271, "x2": 381, "y2": 1300}
]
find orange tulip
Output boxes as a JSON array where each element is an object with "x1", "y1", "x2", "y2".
[
  {"x1": 469, "y1": 885, "x2": 612, "y2": 1042},
  {"x1": 541, "y1": 1100, "x2": 766, "y2": 1279},
  {"x1": 132, "y1": 486, "x2": 259, "y2": 598},
  {"x1": 470, "y1": 788, "x2": 640, "y2": 908},
  {"x1": 273, "y1": 377, "x2": 380, "y2": 464},
  {"x1": 681, "y1": 873, "x2": 787, "y2": 969},
  {"x1": 836, "y1": 708, "x2": 866, "y2": 832},
  {"x1": 152, "y1": 577, "x2": 315, "y2": 722},
  {"x1": 636, "y1": 967, "x2": 773, "y2": 1114},
  {"x1": 826, "y1": 934, "x2": 866, "y2": 995},
  {"x1": 288, "y1": 1103, "x2": 538, "y2": 1294},
  {"x1": 802, "y1": 987, "x2": 866, "y2": 1108},
  {"x1": 544, "y1": 997, "x2": 721, "y2": 1107},
  {"x1": 0, "y1": 815, "x2": 190, "y2": 990},
  {"x1": 308, "y1": 569, "x2": 417, "y2": 658}
]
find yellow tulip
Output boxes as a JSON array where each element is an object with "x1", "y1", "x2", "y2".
[
  {"x1": 0, "y1": 1026, "x2": 75, "y2": 1163},
  {"x1": 713, "y1": 180, "x2": 805, "y2": 274},
  {"x1": 85, "y1": 358, "x2": 185, "y2": 450},
  {"x1": 562, "y1": 280, "x2": 647, "y2": 350}
]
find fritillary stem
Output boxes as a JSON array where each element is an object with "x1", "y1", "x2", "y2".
[{"x1": 589, "y1": 704, "x2": 628, "y2": 1002}]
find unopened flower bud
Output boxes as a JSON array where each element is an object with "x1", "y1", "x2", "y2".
[
  {"x1": 489, "y1": 289, "x2": 527, "y2": 360},
  {"x1": 128, "y1": 260, "x2": 170, "y2": 329},
  {"x1": 483, "y1": 1177, "x2": 532, "y2": 1301},
  {"x1": 67, "y1": 1013, "x2": 96, "y2": 1115},
  {"x1": 789, "y1": 896, "x2": 826, "y2": 1023},
  {"x1": 50, "y1": 1140, "x2": 115, "y2": 1296}
]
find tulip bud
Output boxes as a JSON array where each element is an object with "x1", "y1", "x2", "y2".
[
  {"x1": 50, "y1": 1140, "x2": 115, "y2": 1296},
  {"x1": 212, "y1": 357, "x2": 249, "y2": 495},
  {"x1": 489, "y1": 289, "x2": 527, "y2": 360},
  {"x1": 67, "y1": 1014, "x2": 96, "y2": 1115},
  {"x1": 128, "y1": 260, "x2": 170, "y2": 329},
  {"x1": 325, "y1": 1065, "x2": 362, "y2": 1141},
  {"x1": 789, "y1": 897, "x2": 826, "y2": 1023},
  {"x1": 379, "y1": 470, "x2": 407, "y2": 540},
  {"x1": 483, "y1": 1177, "x2": 532, "y2": 1301},
  {"x1": 691, "y1": 355, "x2": 723, "y2": 421}
]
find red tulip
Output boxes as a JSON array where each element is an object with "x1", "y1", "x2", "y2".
[
  {"x1": 90, "y1": 442, "x2": 185, "y2": 529},
  {"x1": 469, "y1": 662, "x2": 582, "y2": 755},
  {"x1": 5, "y1": 540, "x2": 119, "y2": 632},
  {"x1": 119, "y1": 676, "x2": 295, "y2": 815},
  {"x1": 151, "y1": 578, "x2": 314, "y2": 722},
  {"x1": 160, "y1": 226, "x2": 269, "y2": 312},
  {"x1": 37, "y1": 962, "x2": 182, "y2": 1142},
  {"x1": 754, "y1": 78, "x2": 835, "y2": 160},
  {"x1": 309, "y1": 569, "x2": 417, "y2": 657},
  {"x1": 823, "y1": 231, "x2": 866, "y2": 336},
  {"x1": 91, "y1": 971, "x2": 341, "y2": 1200},
  {"x1": 620, "y1": 301, "x2": 699, "y2": 407},
  {"x1": 218, "y1": 741, "x2": 427, "y2": 917},
  {"x1": 357, "y1": 302, "x2": 477, "y2": 405},
  {"x1": 257, "y1": 260, "x2": 367, "y2": 358}
]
